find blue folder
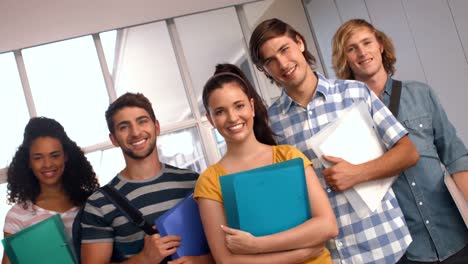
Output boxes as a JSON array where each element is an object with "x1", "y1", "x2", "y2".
[
  {"x1": 155, "y1": 192, "x2": 209, "y2": 259},
  {"x1": 2, "y1": 214, "x2": 77, "y2": 264},
  {"x1": 220, "y1": 158, "x2": 311, "y2": 237}
]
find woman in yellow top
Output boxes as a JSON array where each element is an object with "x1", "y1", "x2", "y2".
[{"x1": 194, "y1": 63, "x2": 338, "y2": 264}]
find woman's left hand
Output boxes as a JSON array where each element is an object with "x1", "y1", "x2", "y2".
[{"x1": 220, "y1": 225, "x2": 259, "y2": 254}]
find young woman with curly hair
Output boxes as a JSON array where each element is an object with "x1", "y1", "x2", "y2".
[{"x1": 2, "y1": 117, "x2": 99, "y2": 264}]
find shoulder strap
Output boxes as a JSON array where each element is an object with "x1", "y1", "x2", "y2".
[
  {"x1": 389, "y1": 79, "x2": 402, "y2": 117},
  {"x1": 100, "y1": 185, "x2": 156, "y2": 235}
]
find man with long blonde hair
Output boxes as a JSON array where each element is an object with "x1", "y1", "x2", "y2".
[{"x1": 332, "y1": 18, "x2": 468, "y2": 263}]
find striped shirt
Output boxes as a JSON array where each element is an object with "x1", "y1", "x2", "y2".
[
  {"x1": 80, "y1": 163, "x2": 198, "y2": 262},
  {"x1": 4, "y1": 203, "x2": 79, "y2": 238},
  {"x1": 268, "y1": 72, "x2": 412, "y2": 264}
]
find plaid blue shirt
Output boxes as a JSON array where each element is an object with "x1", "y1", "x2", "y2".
[{"x1": 268, "y1": 72, "x2": 412, "y2": 264}]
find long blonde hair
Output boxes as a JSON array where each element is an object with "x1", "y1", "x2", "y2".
[{"x1": 332, "y1": 19, "x2": 396, "y2": 79}]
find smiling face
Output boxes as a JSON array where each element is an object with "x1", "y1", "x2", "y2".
[
  {"x1": 206, "y1": 82, "x2": 255, "y2": 145},
  {"x1": 29, "y1": 137, "x2": 67, "y2": 188},
  {"x1": 259, "y1": 34, "x2": 312, "y2": 91},
  {"x1": 110, "y1": 106, "x2": 159, "y2": 160},
  {"x1": 345, "y1": 27, "x2": 385, "y2": 82}
]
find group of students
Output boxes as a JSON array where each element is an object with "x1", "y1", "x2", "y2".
[{"x1": 2, "y1": 17, "x2": 467, "y2": 264}]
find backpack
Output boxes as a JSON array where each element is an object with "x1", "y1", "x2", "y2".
[{"x1": 71, "y1": 185, "x2": 157, "y2": 263}]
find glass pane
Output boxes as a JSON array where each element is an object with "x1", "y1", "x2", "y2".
[
  {"x1": 86, "y1": 147, "x2": 125, "y2": 186},
  {"x1": 22, "y1": 36, "x2": 110, "y2": 148},
  {"x1": 0, "y1": 52, "x2": 30, "y2": 168},
  {"x1": 0, "y1": 183, "x2": 14, "y2": 258},
  {"x1": 113, "y1": 21, "x2": 192, "y2": 126},
  {"x1": 212, "y1": 129, "x2": 227, "y2": 156},
  {"x1": 100, "y1": 30, "x2": 117, "y2": 75},
  {"x1": 158, "y1": 127, "x2": 207, "y2": 173},
  {"x1": 175, "y1": 7, "x2": 254, "y2": 116}
]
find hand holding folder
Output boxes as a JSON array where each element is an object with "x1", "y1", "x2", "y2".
[
  {"x1": 220, "y1": 158, "x2": 311, "y2": 237},
  {"x1": 307, "y1": 101, "x2": 397, "y2": 218},
  {"x1": 2, "y1": 214, "x2": 77, "y2": 264},
  {"x1": 155, "y1": 192, "x2": 210, "y2": 259}
]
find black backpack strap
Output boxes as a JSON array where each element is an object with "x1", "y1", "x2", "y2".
[
  {"x1": 100, "y1": 185, "x2": 157, "y2": 235},
  {"x1": 389, "y1": 79, "x2": 402, "y2": 117}
]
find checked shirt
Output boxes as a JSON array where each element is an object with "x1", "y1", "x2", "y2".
[{"x1": 268, "y1": 72, "x2": 412, "y2": 264}]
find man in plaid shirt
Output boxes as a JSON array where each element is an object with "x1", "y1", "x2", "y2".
[{"x1": 249, "y1": 18, "x2": 419, "y2": 264}]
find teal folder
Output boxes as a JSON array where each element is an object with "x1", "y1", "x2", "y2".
[
  {"x1": 220, "y1": 158, "x2": 311, "y2": 236},
  {"x1": 2, "y1": 214, "x2": 77, "y2": 264}
]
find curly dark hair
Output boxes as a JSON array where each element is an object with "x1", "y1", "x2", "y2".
[
  {"x1": 203, "y1": 63, "x2": 277, "y2": 146},
  {"x1": 7, "y1": 117, "x2": 100, "y2": 208}
]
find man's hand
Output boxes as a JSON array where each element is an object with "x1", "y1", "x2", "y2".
[
  {"x1": 140, "y1": 234, "x2": 181, "y2": 263},
  {"x1": 221, "y1": 225, "x2": 259, "y2": 254},
  {"x1": 168, "y1": 255, "x2": 214, "y2": 264},
  {"x1": 322, "y1": 155, "x2": 364, "y2": 191}
]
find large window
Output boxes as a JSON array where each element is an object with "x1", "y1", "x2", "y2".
[
  {"x1": 174, "y1": 7, "x2": 251, "y2": 116},
  {"x1": 112, "y1": 21, "x2": 193, "y2": 126},
  {"x1": 22, "y1": 36, "x2": 110, "y2": 147},
  {"x1": 0, "y1": 52, "x2": 30, "y2": 168}
]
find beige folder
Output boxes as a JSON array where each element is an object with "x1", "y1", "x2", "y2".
[{"x1": 444, "y1": 174, "x2": 468, "y2": 227}]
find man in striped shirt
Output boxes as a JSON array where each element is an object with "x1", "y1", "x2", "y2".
[
  {"x1": 80, "y1": 92, "x2": 212, "y2": 264},
  {"x1": 249, "y1": 18, "x2": 419, "y2": 264}
]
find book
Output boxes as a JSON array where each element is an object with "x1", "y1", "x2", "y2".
[
  {"x1": 2, "y1": 214, "x2": 77, "y2": 264},
  {"x1": 155, "y1": 192, "x2": 209, "y2": 259},
  {"x1": 306, "y1": 100, "x2": 397, "y2": 218},
  {"x1": 220, "y1": 158, "x2": 311, "y2": 236},
  {"x1": 444, "y1": 174, "x2": 468, "y2": 227}
]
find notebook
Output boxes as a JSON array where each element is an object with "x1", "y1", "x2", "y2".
[
  {"x1": 220, "y1": 158, "x2": 311, "y2": 236},
  {"x1": 155, "y1": 192, "x2": 209, "y2": 259},
  {"x1": 2, "y1": 214, "x2": 77, "y2": 264},
  {"x1": 307, "y1": 100, "x2": 396, "y2": 218}
]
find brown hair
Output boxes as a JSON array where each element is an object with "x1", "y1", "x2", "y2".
[
  {"x1": 332, "y1": 19, "x2": 396, "y2": 79},
  {"x1": 249, "y1": 18, "x2": 316, "y2": 83},
  {"x1": 105, "y1": 92, "x2": 157, "y2": 134},
  {"x1": 202, "y1": 63, "x2": 276, "y2": 146}
]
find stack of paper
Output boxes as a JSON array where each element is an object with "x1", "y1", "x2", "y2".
[
  {"x1": 155, "y1": 192, "x2": 210, "y2": 259},
  {"x1": 307, "y1": 101, "x2": 396, "y2": 218},
  {"x1": 220, "y1": 158, "x2": 311, "y2": 236},
  {"x1": 2, "y1": 214, "x2": 77, "y2": 264}
]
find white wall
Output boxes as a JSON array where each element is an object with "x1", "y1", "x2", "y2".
[
  {"x1": 0, "y1": 0, "x2": 254, "y2": 53},
  {"x1": 304, "y1": 0, "x2": 468, "y2": 144}
]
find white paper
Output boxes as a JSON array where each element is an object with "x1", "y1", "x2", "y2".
[{"x1": 308, "y1": 101, "x2": 396, "y2": 218}]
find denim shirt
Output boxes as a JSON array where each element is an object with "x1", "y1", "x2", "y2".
[{"x1": 382, "y1": 77, "x2": 468, "y2": 261}]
